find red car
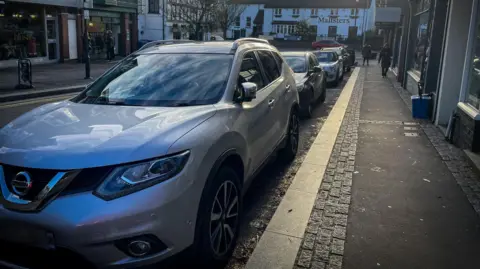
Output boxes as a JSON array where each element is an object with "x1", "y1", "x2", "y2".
[{"x1": 312, "y1": 40, "x2": 345, "y2": 50}]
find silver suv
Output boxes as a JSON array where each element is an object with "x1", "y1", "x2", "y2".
[{"x1": 0, "y1": 39, "x2": 299, "y2": 268}]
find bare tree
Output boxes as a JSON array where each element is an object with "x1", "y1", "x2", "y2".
[
  {"x1": 214, "y1": 1, "x2": 246, "y2": 39},
  {"x1": 168, "y1": 0, "x2": 218, "y2": 40}
]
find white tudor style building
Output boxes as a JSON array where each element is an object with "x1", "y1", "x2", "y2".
[{"x1": 227, "y1": 3, "x2": 376, "y2": 40}]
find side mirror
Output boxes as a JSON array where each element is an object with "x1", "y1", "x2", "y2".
[
  {"x1": 313, "y1": 66, "x2": 322, "y2": 73},
  {"x1": 241, "y1": 82, "x2": 257, "y2": 102}
]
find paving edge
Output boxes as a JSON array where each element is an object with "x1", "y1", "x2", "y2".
[
  {"x1": 0, "y1": 85, "x2": 85, "y2": 103},
  {"x1": 244, "y1": 68, "x2": 361, "y2": 269}
]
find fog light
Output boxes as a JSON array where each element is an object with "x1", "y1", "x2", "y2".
[{"x1": 127, "y1": 240, "x2": 151, "y2": 257}]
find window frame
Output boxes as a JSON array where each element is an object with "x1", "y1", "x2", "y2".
[
  {"x1": 246, "y1": 16, "x2": 252, "y2": 28},
  {"x1": 148, "y1": 0, "x2": 160, "y2": 14},
  {"x1": 237, "y1": 50, "x2": 268, "y2": 93},
  {"x1": 274, "y1": 8, "x2": 282, "y2": 16},
  {"x1": 292, "y1": 8, "x2": 300, "y2": 16},
  {"x1": 461, "y1": 0, "x2": 480, "y2": 107},
  {"x1": 256, "y1": 50, "x2": 282, "y2": 85}
]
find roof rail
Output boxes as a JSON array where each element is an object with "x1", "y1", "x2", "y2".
[
  {"x1": 231, "y1": 38, "x2": 270, "y2": 50},
  {"x1": 139, "y1": 39, "x2": 196, "y2": 51}
]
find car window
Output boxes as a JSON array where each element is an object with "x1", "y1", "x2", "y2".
[
  {"x1": 322, "y1": 40, "x2": 332, "y2": 44},
  {"x1": 72, "y1": 53, "x2": 233, "y2": 107},
  {"x1": 309, "y1": 55, "x2": 319, "y2": 66},
  {"x1": 257, "y1": 50, "x2": 281, "y2": 83},
  {"x1": 271, "y1": 51, "x2": 284, "y2": 73},
  {"x1": 284, "y1": 56, "x2": 307, "y2": 73},
  {"x1": 238, "y1": 51, "x2": 265, "y2": 91},
  {"x1": 315, "y1": 52, "x2": 334, "y2": 62},
  {"x1": 308, "y1": 55, "x2": 316, "y2": 70}
]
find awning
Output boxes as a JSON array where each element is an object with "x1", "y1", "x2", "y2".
[{"x1": 253, "y1": 9, "x2": 264, "y2": 24}]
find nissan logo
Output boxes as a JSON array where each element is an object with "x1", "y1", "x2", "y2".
[{"x1": 11, "y1": 171, "x2": 33, "y2": 197}]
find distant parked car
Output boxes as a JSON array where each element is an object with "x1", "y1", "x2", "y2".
[
  {"x1": 322, "y1": 47, "x2": 353, "y2": 73},
  {"x1": 311, "y1": 39, "x2": 345, "y2": 50},
  {"x1": 312, "y1": 50, "x2": 344, "y2": 86},
  {"x1": 283, "y1": 51, "x2": 327, "y2": 118}
]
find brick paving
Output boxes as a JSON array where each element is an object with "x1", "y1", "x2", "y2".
[{"x1": 293, "y1": 68, "x2": 365, "y2": 269}]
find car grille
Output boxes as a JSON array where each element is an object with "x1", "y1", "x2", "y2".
[
  {"x1": 0, "y1": 241, "x2": 94, "y2": 269},
  {"x1": 0, "y1": 164, "x2": 113, "y2": 200},
  {"x1": 1, "y1": 164, "x2": 60, "y2": 201}
]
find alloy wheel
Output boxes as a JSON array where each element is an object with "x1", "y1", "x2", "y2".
[
  {"x1": 209, "y1": 180, "x2": 239, "y2": 257},
  {"x1": 290, "y1": 113, "x2": 299, "y2": 154}
]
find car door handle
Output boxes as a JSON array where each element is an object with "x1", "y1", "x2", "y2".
[{"x1": 268, "y1": 99, "x2": 275, "y2": 107}]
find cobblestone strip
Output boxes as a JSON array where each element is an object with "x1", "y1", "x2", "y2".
[
  {"x1": 294, "y1": 68, "x2": 365, "y2": 269},
  {"x1": 388, "y1": 77, "x2": 480, "y2": 215}
]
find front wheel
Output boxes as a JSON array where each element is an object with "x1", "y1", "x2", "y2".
[
  {"x1": 279, "y1": 109, "x2": 300, "y2": 162},
  {"x1": 194, "y1": 166, "x2": 242, "y2": 268}
]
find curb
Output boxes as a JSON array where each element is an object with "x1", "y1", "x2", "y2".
[
  {"x1": 244, "y1": 68, "x2": 361, "y2": 269},
  {"x1": 0, "y1": 85, "x2": 85, "y2": 103}
]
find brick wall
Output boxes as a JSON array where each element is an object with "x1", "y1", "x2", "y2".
[{"x1": 453, "y1": 108, "x2": 476, "y2": 151}]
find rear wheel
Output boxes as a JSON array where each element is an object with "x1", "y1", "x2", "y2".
[
  {"x1": 302, "y1": 91, "x2": 314, "y2": 118},
  {"x1": 319, "y1": 79, "x2": 327, "y2": 103},
  {"x1": 280, "y1": 108, "x2": 300, "y2": 162},
  {"x1": 194, "y1": 166, "x2": 242, "y2": 268}
]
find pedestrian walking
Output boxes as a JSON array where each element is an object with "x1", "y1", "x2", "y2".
[
  {"x1": 105, "y1": 30, "x2": 115, "y2": 61},
  {"x1": 362, "y1": 43, "x2": 372, "y2": 66},
  {"x1": 378, "y1": 43, "x2": 392, "y2": 78}
]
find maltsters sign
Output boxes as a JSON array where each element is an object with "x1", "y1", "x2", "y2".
[{"x1": 318, "y1": 17, "x2": 351, "y2": 24}]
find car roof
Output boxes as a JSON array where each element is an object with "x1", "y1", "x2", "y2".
[
  {"x1": 137, "y1": 40, "x2": 276, "y2": 55},
  {"x1": 282, "y1": 51, "x2": 309, "y2": 57}
]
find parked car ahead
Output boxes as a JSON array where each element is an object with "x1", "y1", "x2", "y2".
[
  {"x1": 283, "y1": 51, "x2": 327, "y2": 118},
  {"x1": 0, "y1": 39, "x2": 300, "y2": 268},
  {"x1": 322, "y1": 47, "x2": 353, "y2": 73},
  {"x1": 312, "y1": 50, "x2": 344, "y2": 86},
  {"x1": 311, "y1": 39, "x2": 345, "y2": 50}
]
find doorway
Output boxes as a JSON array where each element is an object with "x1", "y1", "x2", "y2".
[
  {"x1": 67, "y1": 19, "x2": 77, "y2": 59},
  {"x1": 46, "y1": 17, "x2": 59, "y2": 60}
]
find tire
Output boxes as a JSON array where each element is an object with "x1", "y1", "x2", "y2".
[
  {"x1": 302, "y1": 91, "x2": 314, "y2": 118},
  {"x1": 319, "y1": 80, "x2": 327, "y2": 103},
  {"x1": 279, "y1": 108, "x2": 300, "y2": 162},
  {"x1": 333, "y1": 71, "x2": 340, "y2": 87},
  {"x1": 347, "y1": 66, "x2": 351, "y2": 72},
  {"x1": 194, "y1": 166, "x2": 242, "y2": 268}
]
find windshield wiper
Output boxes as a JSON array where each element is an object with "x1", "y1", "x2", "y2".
[{"x1": 170, "y1": 102, "x2": 193, "y2": 107}]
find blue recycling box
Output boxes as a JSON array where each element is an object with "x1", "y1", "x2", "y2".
[{"x1": 411, "y1": 95, "x2": 431, "y2": 119}]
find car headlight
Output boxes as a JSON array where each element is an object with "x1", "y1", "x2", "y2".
[
  {"x1": 296, "y1": 84, "x2": 304, "y2": 91},
  {"x1": 94, "y1": 151, "x2": 190, "y2": 200}
]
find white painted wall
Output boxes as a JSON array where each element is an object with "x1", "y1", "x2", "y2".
[
  {"x1": 436, "y1": 0, "x2": 474, "y2": 125},
  {"x1": 228, "y1": 5, "x2": 376, "y2": 39},
  {"x1": 138, "y1": 0, "x2": 166, "y2": 41}
]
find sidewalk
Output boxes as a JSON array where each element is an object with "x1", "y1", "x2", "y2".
[
  {"x1": 245, "y1": 62, "x2": 480, "y2": 269},
  {"x1": 0, "y1": 60, "x2": 118, "y2": 102}
]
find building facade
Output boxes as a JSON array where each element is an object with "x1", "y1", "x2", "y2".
[
  {"x1": 228, "y1": 1, "x2": 376, "y2": 40},
  {"x1": 0, "y1": 0, "x2": 83, "y2": 68},
  {"x1": 390, "y1": 0, "x2": 480, "y2": 154}
]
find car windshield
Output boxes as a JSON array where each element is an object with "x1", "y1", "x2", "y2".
[
  {"x1": 284, "y1": 56, "x2": 306, "y2": 73},
  {"x1": 316, "y1": 52, "x2": 335, "y2": 63},
  {"x1": 72, "y1": 53, "x2": 233, "y2": 107}
]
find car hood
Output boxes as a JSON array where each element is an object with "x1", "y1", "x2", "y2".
[
  {"x1": 294, "y1": 73, "x2": 308, "y2": 84},
  {"x1": 318, "y1": 62, "x2": 336, "y2": 67},
  {"x1": 0, "y1": 101, "x2": 216, "y2": 169}
]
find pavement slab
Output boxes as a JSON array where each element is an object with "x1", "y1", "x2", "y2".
[{"x1": 293, "y1": 63, "x2": 480, "y2": 269}]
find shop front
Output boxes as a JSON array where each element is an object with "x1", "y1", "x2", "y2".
[
  {"x1": 0, "y1": 1, "x2": 57, "y2": 68},
  {"x1": 87, "y1": 10, "x2": 122, "y2": 60}
]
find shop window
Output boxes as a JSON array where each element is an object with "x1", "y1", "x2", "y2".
[
  {"x1": 311, "y1": 9, "x2": 318, "y2": 17},
  {"x1": 411, "y1": 12, "x2": 429, "y2": 74},
  {"x1": 466, "y1": 6, "x2": 480, "y2": 109},
  {"x1": 246, "y1": 17, "x2": 251, "y2": 28},
  {"x1": 0, "y1": 3, "x2": 47, "y2": 61},
  {"x1": 274, "y1": 9, "x2": 282, "y2": 17},
  {"x1": 148, "y1": 0, "x2": 160, "y2": 14}
]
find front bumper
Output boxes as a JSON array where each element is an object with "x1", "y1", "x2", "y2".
[{"x1": 0, "y1": 161, "x2": 203, "y2": 268}]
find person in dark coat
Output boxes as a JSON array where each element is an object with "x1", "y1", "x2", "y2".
[
  {"x1": 105, "y1": 30, "x2": 115, "y2": 61},
  {"x1": 378, "y1": 43, "x2": 392, "y2": 78},
  {"x1": 362, "y1": 43, "x2": 372, "y2": 66}
]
